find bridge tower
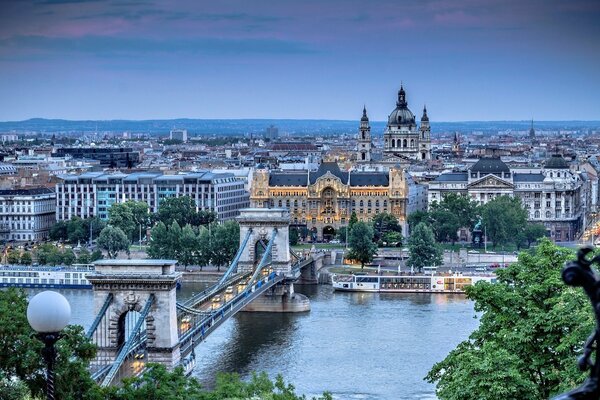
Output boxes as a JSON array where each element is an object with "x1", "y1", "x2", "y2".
[
  {"x1": 237, "y1": 208, "x2": 309, "y2": 312},
  {"x1": 87, "y1": 260, "x2": 182, "y2": 369},
  {"x1": 237, "y1": 208, "x2": 291, "y2": 274}
]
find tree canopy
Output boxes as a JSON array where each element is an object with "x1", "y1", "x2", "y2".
[
  {"x1": 155, "y1": 196, "x2": 216, "y2": 228},
  {"x1": 407, "y1": 222, "x2": 443, "y2": 272},
  {"x1": 108, "y1": 201, "x2": 150, "y2": 243},
  {"x1": 97, "y1": 225, "x2": 130, "y2": 259},
  {"x1": 371, "y1": 213, "x2": 403, "y2": 246},
  {"x1": 346, "y1": 221, "x2": 378, "y2": 270},
  {"x1": 481, "y1": 195, "x2": 528, "y2": 248},
  {"x1": 426, "y1": 240, "x2": 592, "y2": 399}
]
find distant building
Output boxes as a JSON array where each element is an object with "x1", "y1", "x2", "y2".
[
  {"x1": 383, "y1": 85, "x2": 431, "y2": 162},
  {"x1": 428, "y1": 155, "x2": 583, "y2": 242},
  {"x1": 250, "y1": 161, "x2": 426, "y2": 239},
  {"x1": 56, "y1": 171, "x2": 249, "y2": 222},
  {"x1": 56, "y1": 147, "x2": 140, "y2": 168},
  {"x1": 0, "y1": 187, "x2": 55, "y2": 242},
  {"x1": 1, "y1": 134, "x2": 18, "y2": 143},
  {"x1": 265, "y1": 125, "x2": 279, "y2": 141},
  {"x1": 170, "y1": 129, "x2": 188, "y2": 143},
  {"x1": 356, "y1": 107, "x2": 372, "y2": 162}
]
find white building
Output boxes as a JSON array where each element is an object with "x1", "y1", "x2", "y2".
[
  {"x1": 0, "y1": 188, "x2": 56, "y2": 242},
  {"x1": 427, "y1": 156, "x2": 583, "y2": 242},
  {"x1": 56, "y1": 171, "x2": 249, "y2": 222},
  {"x1": 170, "y1": 129, "x2": 188, "y2": 143}
]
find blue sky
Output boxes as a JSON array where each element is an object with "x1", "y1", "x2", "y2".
[{"x1": 0, "y1": 0, "x2": 599, "y2": 121}]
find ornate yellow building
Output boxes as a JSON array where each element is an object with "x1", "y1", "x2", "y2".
[{"x1": 251, "y1": 162, "x2": 409, "y2": 241}]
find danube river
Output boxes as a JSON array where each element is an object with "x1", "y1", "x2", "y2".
[{"x1": 28, "y1": 283, "x2": 479, "y2": 400}]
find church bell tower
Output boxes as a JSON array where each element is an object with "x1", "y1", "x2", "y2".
[{"x1": 357, "y1": 106, "x2": 372, "y2": 162}]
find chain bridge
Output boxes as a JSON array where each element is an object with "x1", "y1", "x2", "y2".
[{"x1": 85, "y1": 208, "x2": 324, "y2": 386}]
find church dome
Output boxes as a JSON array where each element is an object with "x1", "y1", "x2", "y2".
[
  {"x1": 387, "y1": 85, "x2": 416, "y2": 127},
  {"x1": 545, "y1": 154, "x2": 568, "y2": 169}
]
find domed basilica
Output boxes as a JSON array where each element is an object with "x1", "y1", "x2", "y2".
[{"x1": 357, "y1": 85, "x2": 431, "y2": 164}]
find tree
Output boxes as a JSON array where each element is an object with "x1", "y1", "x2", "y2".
[
  {"x1": 63, "y1": 249, "x2": 77, "y2": 266},
  {"x1": 407, "y1": 222, "x2": 443, "y2": 272},
  {"x1": 97, "y1": 226, "x2": 130, "y2": 259},
  {"x1": 167, "y1": 221, "x2": 183, "y2": 260},
  {"x1": 7, "y1": 250, "x2": 20, "y2": 264},
  {"x1": 210, "y1": 221, "x2": 240, "y2": 271},
  {"x1": 156, "y1": 196, "x2": 198, "y2": 227},
  {"x1": 90, "y1": 249, "x2": 103, "y2": 262},
  {"x1": 109, "y1": 201, "x2": 150, "y2": 243},
  {"x1": 77, "y1": 248, "x2": 91, "y2": 264},
  {"x1": 20, "y1": 251, "x2": 32, "y2": 265},
  {"x1": 178, "y1": 224, "x2": 198, "y2": 266},
  {"x1": 348, "y1": 211, "x2": 359, "y2": 231},
  {"x1": 430, "y1": 208, "x2": 461, "y2": 243},
  {"x1": 67, "y1": 217, "x2": 88, "y2": 244},
  {"x1": 372, "y1": 213, "x2": 403, "y2": 244},
  {"x1": 289, "y1": 227, "x2": 299, "y2": 246},
  {"x1": 382, "y1": 231, "x2": 403, "y2": 247},
  {"x1": 35, "y1": 244, "x2": 63, "y2": 266},
  {"x1": 196, "y1": 226, "x2": 211, "y2": 270},
  {"x1": 481, "y1": 195, "x2": 528, "y2": 248},
  {"x1": 49, "y1": 220, "x2": 68, "y2": 241},
  {"x1": 407, "y1": 210, "x2": 431, "y2": 233},
  {"x1": 346, "y1": 222, "x2": 378, "y2": 270},
  {"x1": 336, "y1": 226, "x2": 348, "y2": 243},
  {"x1": 147, "y1": 221, "x2": 170, "y2": 259},
  {"x1": 426, "y1": 240, "x2": 592, "y2": 399},
  {"x1": 0, "y1": 288, "x2": 97, "y2": 400},
  {"x1": 523, "y1": 223, "x2": 548, "y2": 248},
  {"x1": 437, "y1": 193, "x2": 479, "y2": 232}
]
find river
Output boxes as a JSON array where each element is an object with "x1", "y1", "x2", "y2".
[{"x1": 27, "y1": 283, "x2": 479, "y2": 399}]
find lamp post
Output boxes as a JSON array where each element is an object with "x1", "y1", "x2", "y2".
[{"x1": 27, "y1": 291, "x2": 71, "y2": 400}]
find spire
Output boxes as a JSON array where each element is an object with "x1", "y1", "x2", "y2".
[
  {"x1": 529, "y1": 118, "x2": 535, "y2": 138},
  {"x1": 361, "y1": 105, "x2": 369, "y2": 122},
  {"x1": 397, "y1": 83, "x2": 407, "y2": 108},
  {"x1": 421, "y1": 104, "x2": 429, "y2": 122}
]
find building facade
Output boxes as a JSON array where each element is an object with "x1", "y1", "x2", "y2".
[
  {"x1": 55, "y1": 147, "x2": 140, "y2": 168},
  {"x1": 250, "y1": 162, "x2": 423, "y2": 240},
  {"x1": 0, "y1": 188, "x2": 56, "y2": 242},
  {"x1": 56, "y1": 171, "x2": 249, "y2": 222},
  {"x1": 383, "y1": 85, "x2": 431, "y2": 162},
  {"x1": 427, "y1": 156, "x2": 583, "y2": 241},
  {"x1": 356, "y1": 107, "x2": 372, "y2": 162}
]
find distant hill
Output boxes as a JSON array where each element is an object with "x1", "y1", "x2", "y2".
[{"x1": 0, "y1": 118, "x2": 598, "y2": 135}]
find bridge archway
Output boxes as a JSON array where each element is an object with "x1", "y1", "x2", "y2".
[{"x1": 237, "y1": 208, "x2": 291, "y2": 275}]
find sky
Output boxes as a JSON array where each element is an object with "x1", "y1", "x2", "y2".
[{"x1": 0, "y1": 0, "x2": 599, "y2": 122}]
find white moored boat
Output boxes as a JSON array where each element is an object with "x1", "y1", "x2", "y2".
[
  {"x1": 331, "y1": 273, "x2": 496, "y2": 293},
  {"x1": 0, "y1": 264, "x2": 94, "y2": 289}
]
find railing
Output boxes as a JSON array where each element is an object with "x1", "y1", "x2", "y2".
[
  {"x1": 179, "y1": 271, "x2": 284, "y2": 359},
  {"x1": 86, "y1": 293, "x2": 113, "y2": 339},
  {"x1": 100, "y1": 294, "x2": 155, "y2": 387},
  {"x1": 216, "y1": 228, "x2": 253, "y2": 287}
]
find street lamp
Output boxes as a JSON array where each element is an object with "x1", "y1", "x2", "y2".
[{"x1": 27, "y1": 291, "x2": 71, "y2": 400}]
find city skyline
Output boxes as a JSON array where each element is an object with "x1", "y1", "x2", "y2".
[{"x1": 0, "y1": 0, "x2": 599, "y2": 122}]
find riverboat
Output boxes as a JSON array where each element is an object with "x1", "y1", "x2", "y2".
[
  {"x1": 331, "y1": 273, "x2": 496, "y2": 293},
  {"x1": 0, "y1": 264, "x2": 94, "y2": 289}
]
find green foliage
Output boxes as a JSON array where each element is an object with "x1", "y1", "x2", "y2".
[
  {"x1": 178, "y1": 224, "x2": 199, "y2": 266},
  {"x1": 289, "y1": 227, "x2": 299, "y2": 246},
  {"x1": 481, "y1": 195, "x2": 528, "y2": 248},
  {"x1": 98, "y1": 225, "x2": 130, "y2": 259},
  {"x1": 426, "y1": 240, "x2": 593, "y2": 399},
  {"x1": 0, "y1": 288, "x2": 97, "y2": 400},
  {"x1": 7, "y1": 250, "x2": 19, "y2": 264},
  {"x1": 382, "y1": 231, "x2": 403, "y2": 247},
  {"x1": 210, "y1": 221, "x2": 240, "y2": 271},
  {"x1": 49, "y1": 220, "x2": 68, "y2": 241},
  {"x1": 35, "y1": 243, "x2": 65, "y2": 266},
  {"x1": 49, "y1": 217, "x2": 106, "y2": 244},
  {"x1": 155, "y1": 196, "x2": 215, "y2": 228},
  {"x1": 372, "y1": 213, "x2": 403, "y2": 245},
  {"x1": 336, "y1": 226, "x2": 347, "y2": 242},
  {"x1": 346, "y1": 221, "x2": 378, "y2": 270},
  {"x1": 108, "y1": 201, "x2": 150, "y2": 243},
  {"x1": 436, "y1": 193, "x2": 479, "y2": 231},
  {"x1": 90, "y1": 249, "x2": 104, "y2": 262},
  {"x1": 196, "y1": 226, "x2": 211, "y2": 270},
  {"x1": 407, "y1": 210, "x2": 430, "y2": 233},
  {"x1": 523, "y1": 223, "x2": 548, "y2": 248},
  {"x1": 429, "y1": 208, "x2": 460, "y2": 243},
  {"x1": 348, "y1": 211, "x2": 358, "y2": 230},
  {"x1": 407, "y1": 222, "x2": 443, "y2": 272},
  {"x1": 63, "y1": 249, "x2": 77, "y2": 265},
  {"x1": 147, "y1": 221, "x2": 170, "y2": 259},
  {"x1": 67, "y1": 216, "x2": 88, "y2": 244},
  {"x1": 19, "y1": 251, "x2": 32, "y2": 265},
  {"x1": 77, "y1": 248, "x2": 91, "y2": 264},
  {"x1": 98, "y1": 364, "x2": 332, "y2": 400}
]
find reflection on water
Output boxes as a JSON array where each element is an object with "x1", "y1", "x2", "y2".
[{"x1": 22, "y1": 283, "x2": 478, "y2": 400}]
